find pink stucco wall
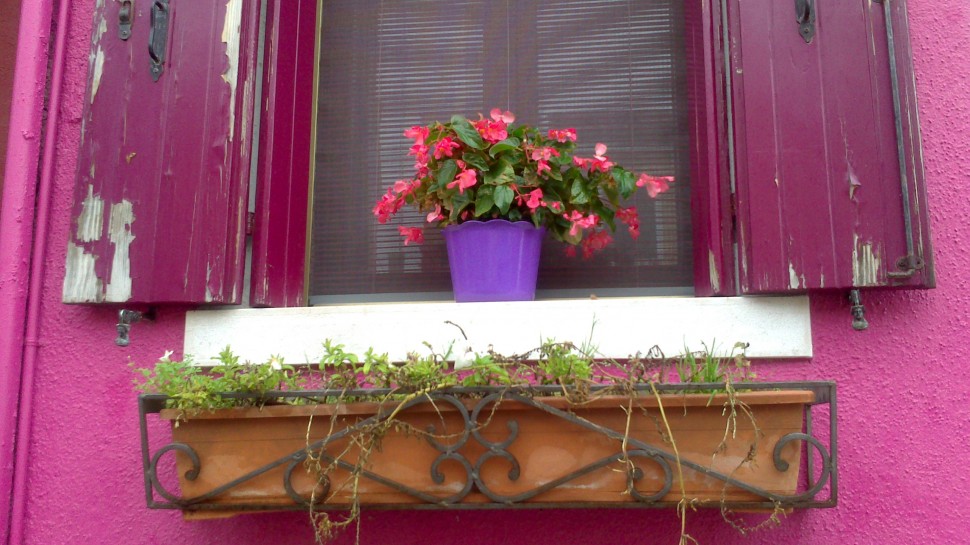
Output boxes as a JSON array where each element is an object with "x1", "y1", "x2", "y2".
[{"x1": 5, "y1": 1, "x2": 969, "y2": 544}]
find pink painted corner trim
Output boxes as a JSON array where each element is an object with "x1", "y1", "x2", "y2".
[{"x1": 0, "y1": 1, "x2": 65, "y2": 544}]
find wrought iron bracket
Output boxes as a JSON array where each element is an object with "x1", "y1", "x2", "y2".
[{"x1": 139, "y1": 382, "x2": 838, "y2": 513}]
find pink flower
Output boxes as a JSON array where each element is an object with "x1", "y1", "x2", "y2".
[
  {"x1": 615, "y1": 206, "x2": 640, "y2": 239},
  {"x1": 525, "y1": 189, "x2": 544, "y2": 210},
  {"x1": 548, "y1": 128, "x2": 577, "y2": 143},
  {"x1": 580, "y1": 230, "x2": 613, "y2": 258},
  {"x1": 637, "y1": 174, "x2": 675, "y2": 198},
  {"x1": 434, "y1": 137, "x2": 461, "y2": 160},
  {"x1": 489, "y1": 108, "x2": 515, "y2": 123},
  {"x1": 572, "y1": 149, "x2": 612, "y2": 173},
  {"x1": 530, "y1": 146, "x2": 560, "y2": 175},
  {"x1": 404, "y1": 125, "x2": 429, "y2": 144},
  {"x1": 474, "y1": 118, "x2": 508, "y2": 143},
  {"x1": 586, "y1": 143, "x2": 614, "y2": 172},
  {"x1": 531, "y1": 147, "x2": 559, "y2": 161},
  {"x1": 409, "y1": 143, "x2": 430, "y2": 161},
  {"x1": 563, "y1": 210, "x2": 599, "y2": 237},
  {"x1": 426, "y1": 204, "x2": 444, "y2": 223},
  {"x1": 373, "y1": 189, "x2": 404, "y2": 223},
  {"x1": 393, "y1": 179, "x2": 420, "y2": 195},
  {"x1": 398, "y1": 226, "x2": 424, "y2": 245},
  {"x1": 447, "y1": 169, "x2": 478, "y2": 193}
]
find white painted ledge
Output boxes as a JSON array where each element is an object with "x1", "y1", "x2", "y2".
[{"x1": 183, "y1": 296, "x2": 812, "y2": 364}]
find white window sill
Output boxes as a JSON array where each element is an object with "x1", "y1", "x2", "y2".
[{"x1": 183, "y1": 296, "x2": 812, "y2": 364}]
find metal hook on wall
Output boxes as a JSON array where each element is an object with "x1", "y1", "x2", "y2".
[{"x1": 116, "y1": 309, "x2": 156, "y2": 347}]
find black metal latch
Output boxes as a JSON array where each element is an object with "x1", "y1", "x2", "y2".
[
  {"x1": 149, "y1": 0, "x2": 170, "y2": 81},
  {"x1": 795, "y1": 0, "x2": 816, "y2": 43},
  {"x1": 118, "y1": 0, "x2": 132, "y2": 40}
]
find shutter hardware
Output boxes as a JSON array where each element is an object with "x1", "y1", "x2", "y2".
[
  {"x1": 118, "y1": 1, "x2": 132, "y2": 40},
  {"x1": 848, "y1": 290, "x2": 868, "y2": 331},
  {"x1": 116, "y1": 309, "x2": 156, "y2": 347},
  {"x1": 149, "y1": 0, "x2": 170, "y2": 81},
  {"x1": 794, "y1": 0, "x2": 816, "y2": 43}
]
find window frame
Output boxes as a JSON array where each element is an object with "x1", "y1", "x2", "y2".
[{"x1": 249, "y1": 0, "x2": 738, "y2": 308}]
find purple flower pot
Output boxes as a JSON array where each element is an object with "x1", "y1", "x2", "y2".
[{"x1": 442, "y1": 220, "x2": 545, "y2": 302}]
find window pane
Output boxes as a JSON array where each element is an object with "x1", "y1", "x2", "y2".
[{"x1": 310, "y1": 0, "x2": 692, "y2": 301}]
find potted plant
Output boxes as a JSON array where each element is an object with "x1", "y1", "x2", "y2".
[
  {"x1": 372, "y1": 109, "x2": 674, "y2": 302},
  {"x1": 136, "y1": 342, "x2": 836, "y2": 543}
]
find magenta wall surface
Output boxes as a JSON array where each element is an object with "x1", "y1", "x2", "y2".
[{"x1": 6, "y1": 1, "x2": 970, "y2": 544}]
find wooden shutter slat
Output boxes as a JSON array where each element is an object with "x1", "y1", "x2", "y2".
[{"x1": 63, "y1": 0, "x2": 260, "y2": 304}]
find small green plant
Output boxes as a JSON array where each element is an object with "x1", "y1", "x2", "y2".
[
  {"x1": 459, "y1": 353, "x2": 517, "y2": 387},
  {"x1": 133, "y1": 346, "x2": 302, "y2": 412},
  {"x1": 135, "y1": 340, "x2": 761, "y2": 411},
  {"x1": 536, "y1": 340, "x2": 593, "y2": 385},
  {"x1": 674, "y1": 341, "x2": 754, "y2": 385}
]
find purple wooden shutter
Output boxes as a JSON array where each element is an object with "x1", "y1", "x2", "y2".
[
  {"x1": 250, "y1": 0, "x2": 316, "y2": 308},
  {"x1": 686, "y1": 0, "x2": 736, "y2": 296},
  {"x1": 727, "y1": 0, "x2": 933, "y2": 293},
  {"x1": 62, "y1": 0, "x2": 261, "y2": 304}
]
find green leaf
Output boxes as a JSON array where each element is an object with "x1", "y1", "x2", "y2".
[
  {"x1": 450, "y1": 115, "x2": 486, "y2": 149},
  {"x1": 436, "y1": 159, "x2": 458, "y2": 190},
  {"x1": 488, "y1": 137, "x2": 521, "y2": 157},
  {"x1": 461, "y1": 152, "x2": 489, "y2": 172},
  {"x1": 474, "y1": 186, "x2": 495, "y2": 216},
  {"x1": 494, "y1": 185, "x2": 514, "y2": 214},
  {"x1": 448, "y1": 191, "x2": 472, "y2": 220},
  {"x1": 570, "y1": 179, "x2": 589, "y2": 204},
  {"x1": 485, "y1": 158, "x2": 515, "y2": 186},
  {"x1": 613, "y1": 167, "x2": 637, "y2": 199}
]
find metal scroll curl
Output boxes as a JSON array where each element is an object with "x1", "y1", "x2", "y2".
[{"x1": 148, "y1": 443, "x2": 200, "y2": 505}]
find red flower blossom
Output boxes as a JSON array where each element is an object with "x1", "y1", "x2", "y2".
[
  {"x1": 434, "y1": 136, "x2": 461, "y2": 160},
  {"x1": 563, "y1": 210, "x2": 599, "y2": 237},
  {"x1": 580, "y1": 230, "x2": 613, "y2": 258},
  {"x1": 636, "y1": 174, "x2": 674, "y2": 198},
  {"x1": 615, "y1": 206, "x2": 640, "y2": 239},
  {"x1": 398, "y1": 226, "x2": 424, "y2": 245},
  {"x1": 548, "y1": 128, "x2": 577, "y2": 143},
  {"x1": 373, "y1": 189, "x2": 404, "y2": 223},
  {"x1": 447, "y1": 169, "x2": 478, "y2": 194}
]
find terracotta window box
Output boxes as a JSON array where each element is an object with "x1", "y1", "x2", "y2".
[{"x1": 138, "y1": 382, "x2": 836, "y2": 518}]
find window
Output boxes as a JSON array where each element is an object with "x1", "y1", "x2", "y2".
[
  {"x1": 64, "y1": 0, "x2": 934, "y2": 314},
  {"x1": 310, "y1": 0, "x2": 693, "y2": 303}
]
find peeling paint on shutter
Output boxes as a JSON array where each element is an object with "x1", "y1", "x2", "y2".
[
  {"x1": 63, "y1": 0, "x2": 261, "y2": 304},
  {"x1": 727, "y1": 0, "x2": 934, "y2": 293}
]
